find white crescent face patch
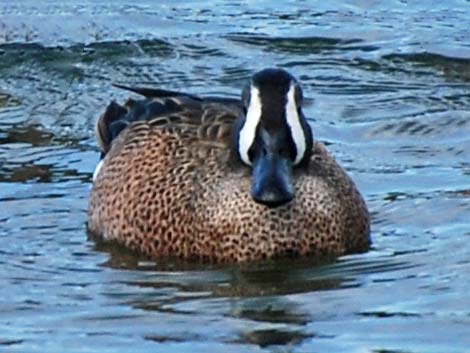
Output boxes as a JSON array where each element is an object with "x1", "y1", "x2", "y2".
[
  {"x1": 93, "y1": 159, "x2": 104, "y2": 181},
  {"x1": 238, "y1": 86, "x2": 262, "y2": 166},
  {"x1": 237, "y1": 82, "x2": 306, "y2": 166},
  {"x1": 285, "y1": 84, "x2": 306, "y2": 165}
]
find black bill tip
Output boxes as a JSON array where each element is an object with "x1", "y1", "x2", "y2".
[{"x1": 251, "y1": 154, "x2": 295, "y2": 208}]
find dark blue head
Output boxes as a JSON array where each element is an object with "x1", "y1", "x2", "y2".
[{"x1": 237, "y1": 68, "x2": 313, "y2": 207}]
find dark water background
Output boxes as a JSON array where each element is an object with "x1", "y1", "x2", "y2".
[{"x1": 1, "y1": 1, "x2": 469, "y2": 352}]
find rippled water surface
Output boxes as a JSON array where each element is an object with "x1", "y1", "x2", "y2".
[{"x1": 1, "y1": 1, "x2": 469, "y2": 352}]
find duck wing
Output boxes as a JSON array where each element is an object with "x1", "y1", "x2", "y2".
[{"x1": 96, "y1": 84, "x2": 243, "y2": 155}]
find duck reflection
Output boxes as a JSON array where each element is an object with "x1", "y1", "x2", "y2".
[{"x1": 94, "y1": 241, "x2": 349, "y2": 347}]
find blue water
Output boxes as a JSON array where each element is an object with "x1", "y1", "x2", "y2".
[{"x1": 1, "y1": 1, "x2": 469, "y2": 352}]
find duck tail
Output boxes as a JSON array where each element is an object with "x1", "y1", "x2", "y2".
[
  {"x1": 95, "y1": 101, "x2": 128, "y2": 155},
  {"x1": 112, "y1": 83, "x2": 202, "y2": 100}
]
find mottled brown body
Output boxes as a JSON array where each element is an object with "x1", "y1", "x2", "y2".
[{"x1": 88, "y1": 94, "x2": 370, "y2": 263}]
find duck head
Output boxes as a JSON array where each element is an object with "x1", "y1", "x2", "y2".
[{"x1": 236, "y1": 68, "x2": 313, "y2": 207}]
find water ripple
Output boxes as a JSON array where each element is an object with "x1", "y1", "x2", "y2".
[{"x1": 1, "y1": 2, "x2": 470, "y2": 352}]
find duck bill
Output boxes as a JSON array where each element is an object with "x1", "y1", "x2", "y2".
[{"x1": 251, "y1": 153, "x2": 295, "y2": 207}]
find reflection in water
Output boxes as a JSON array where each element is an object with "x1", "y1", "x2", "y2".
[
  {"x1": 94, "y1": 242, "x2": 417, "y2": 350},
  {"x1": 98, "y1": 240, "x2": 414, "y2": 296},
  {"x1": 1, "y1": 1, "x2": 470, "y2": 352},
  {"x1": 236, "y1": 328, "x2": 312, "y2": 348},
  {"x1": 0, "y1": 124, "x2": 94, "y2": 183},
  {"x1": 384, "y1": 52, "x2": 470, "y2": 81},
  {"x1": 226, "y1": 34, "x2": 373, "y2": 54},
  {"x1": 0, "y1": 92, "x2": 21, "y2": 108}
]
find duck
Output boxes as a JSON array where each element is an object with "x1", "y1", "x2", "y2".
[{"x1": 88, "y1": 68, "x2": 370, "y2": 263}]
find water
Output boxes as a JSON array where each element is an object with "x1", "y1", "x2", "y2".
[{"x1": 1, "y1": 1, "x2": 469, "y2": 352}]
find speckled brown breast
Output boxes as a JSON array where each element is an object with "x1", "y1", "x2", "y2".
[{"x1": 88, "y1": 101, "x2": 370, "y2": 263}]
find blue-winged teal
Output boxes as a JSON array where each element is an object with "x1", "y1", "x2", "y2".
[{"x1": 88, "y1": 68, "x2": 370, "y2": 262}]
